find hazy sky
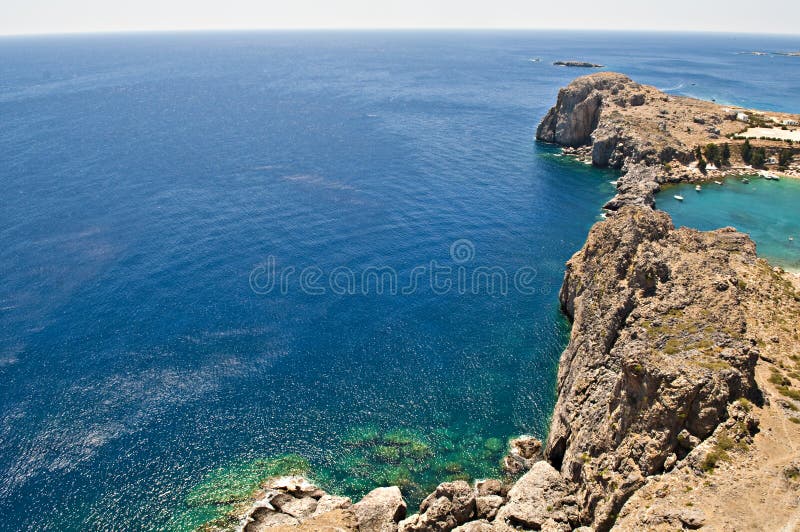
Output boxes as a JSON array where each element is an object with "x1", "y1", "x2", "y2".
[{"x1": 2, "y1": 0, "x2": 799, "y2": 36}]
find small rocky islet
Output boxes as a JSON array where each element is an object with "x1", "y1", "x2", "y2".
[
  {"x1": 553, "y1": 61, "x2": 604, "y2": 68},
  {"x1": 199, "y1": 73, "x2": 800, "y2": 531}
]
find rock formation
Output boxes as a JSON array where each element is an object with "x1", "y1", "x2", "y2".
[
  {"x1": 546, "y1": 204, "x2": 760, "y2": 529},
  {"x1": 553, "y1": 61, "x2": 605, "y2": 68},
  {"x1": 536, "y1": 72, "x2": 695, "y2": 167},
  {"x1": 536, "y1": 72, "x2": 800, "y2": 174}
]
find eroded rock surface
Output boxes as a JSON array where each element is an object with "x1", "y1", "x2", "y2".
[
  {"x1": 547, "y1": 205, "x2": 760, "y2": 529},
  {"x1": 500, "y1": 435, "x2": 542, "y2": 475},
  {"x1": 353, "y1": 486, "x2": 408, "y2": 532},
  {"x1": 537, "y1": 72, "x2": 713, "y2": 168}
]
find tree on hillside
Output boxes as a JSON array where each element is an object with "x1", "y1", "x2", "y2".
[
  {"x1": 741, "y1": 139, "x2": 752, "y2": 164},
  {"x1": 751, "y1": 147, "x2": 766, "y2": 168},
  {"x1": 695, "y1": 146, "x2": 707, "y2": 173},
  {"x1": 722, "y1": 143, "x2": 731, "y2": 165},
  {"x1": 779, "y1": 148, "x2": 794, "y2": 169},
  {"x1": 705, "y1": 143, "x2": 722, "y2": 167}
]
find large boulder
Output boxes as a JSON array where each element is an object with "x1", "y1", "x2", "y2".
[
  {"x1": 259, "y1": 509, "x2": 359, "y2": 532},
  {"x1": 501, "y1": 435, "x2": 543, "y2": 474},
  {"x1": 452, "y1": 521, "x2": 495, "y2": 532},
  {"x1": 493, "y1": 461, "x2": 579, "y2": 532},
  {"x1": 399, "y1": 481, "x2": 476, "y2": 532},
  {"x1": 313, "y1": 494, "x2": 352, "y2": 516},
  {"x1": 353, "y1": 486, "x2": 407, "y2": 532}
]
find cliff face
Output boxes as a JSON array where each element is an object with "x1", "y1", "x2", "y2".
[
  {"x1": 547, "y1": 203, "x2": 759, "y2": 529},
  {"x1": 535, "y1": 74, "x2": 612, "y2": 147},
  {"x1": 536, "y1": 72, "x2": 694, "y2": 168}
]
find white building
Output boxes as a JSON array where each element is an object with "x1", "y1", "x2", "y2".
[
  {"x1": 736, "y1": 112, "x2": 750, "y2": 122},
  {"x1": 783, "y1": 119, "x2": 799, "y2": 126}
]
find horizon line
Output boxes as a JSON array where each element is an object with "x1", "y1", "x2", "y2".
[{"x1": 2, "y1": 26, "x2": 799, "y2": 39}]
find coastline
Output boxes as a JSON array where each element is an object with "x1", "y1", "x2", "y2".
[{"x1": 227, "y1": 74, "x2": 800, "y2": 532}]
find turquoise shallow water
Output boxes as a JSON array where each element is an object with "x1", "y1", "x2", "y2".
[
  {"x1": 2, "y1": 31, "x2": 800, "y2": 530},
  {"x1": 658, "y1": 177, "x2": 800, "y2": 271}
]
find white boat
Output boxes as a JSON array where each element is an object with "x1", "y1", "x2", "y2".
[
  {"x1": 742, "y1": 177, "x2": 750, "y2": 184},
  {"x1": 714, "y1": 180, "x2": 723, "y2": 185},
  {"x1": 695, "y1": 185, "x2": 702, "y2": 192},
  {"x1": 674, "y1": 195, "x2": 684, "y2": 201}
]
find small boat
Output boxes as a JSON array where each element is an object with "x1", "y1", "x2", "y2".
[
  {"x1": 695, "y1": 185, "x2": 702, "y2": 192},
  {"x1": 714, "y1": 180, "x2": 723, "y2": 185},
  {"x1": 789, "y1": 237, "x2": 794, "y2": 241},
  {"x1": 610, "y1": 180, "x2": 618, "y2": 185},
  {"x1": 742, "y1": 177, "x2": 750, "y2": 184},
  {"x1": 674, "y1": 195, "x2": 684, "y2": 201}
]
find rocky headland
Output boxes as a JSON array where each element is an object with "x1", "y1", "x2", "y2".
[
  {"x1": 221, "y1": 74, "x2": 800, "y2": 532},
  {"x1": 536, "y1": 72, "x2": 800, "y2": 180}
]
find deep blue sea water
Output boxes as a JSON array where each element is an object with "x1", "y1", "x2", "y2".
[{"x1": 2, "y1": 31, "x2": 800, "y2": 531}]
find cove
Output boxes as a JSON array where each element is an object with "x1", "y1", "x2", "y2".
[{"x1": 657, "y1": 177, "x2": 800, "y2": 272}]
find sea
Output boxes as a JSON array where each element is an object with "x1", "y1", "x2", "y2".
[{"x1": 1, "y1": 30, "x2": 799, "y2": 530}]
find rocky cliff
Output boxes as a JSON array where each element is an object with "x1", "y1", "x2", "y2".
[
  {"x1": 536, "y1": 72, "x2": 800, "y2": 175},
  {"x1": 534, "y1": 75, "x2": 800, "y2": 530},
  {"x1": 227, "y1": 75, "x2": 800, "y2": 532},
  {"x1": 546, "y1": 204, "x2": 760, "y2": 530},
  {"x1": 536, "y1": 72, "x2": 693, "y2": 168}
]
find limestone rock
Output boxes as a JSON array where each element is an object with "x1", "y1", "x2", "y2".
[
  {"x1": 399, "y1": 481, "x2": 475, "y2": 532},
  {"x1": 501, "y1": 435, "x2": 542, "y2": 474},
  {"x1": 474, "y1": 479, "x2": 503, "y2": 497},
  {"x1": 277, "y1": 496, "x2": 317, "y2": 519},
  {"x1": 475, "y1": 495, "x2": 504, "y2": 520},
  {"x1": 353, "y1": 486, "x2": 407, "y2": 532},
  {"x1": 536, "y1": 72, "x2": 723, "y2": 168},
  {"x1": 536, "y1": 73, "x2": 631, "y2": 147},
  {"x1": 451, "y1": 520, "x2": 495, "y2": 532},
  {"x1": 313, "y1": 494, "x2": 352, "y2": 516},
  {"x1": 267, "y1": 476, "x2": 325, "y2": 498},
  {"x1": 243, "y1": 509, "x2": 300, "y2": 531},
  {"x1": 602, "y1": 163, "x2": 661, "y2": 211},
  {"x1": 545, "y1": 204, "x2": 759, "y2": 530},
  {"x1": 260, "y1": 509, "x2": 358, "y2": 532},
  {"x1": 493, "y1": 461, "x2": 579, "y2": 532}
]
